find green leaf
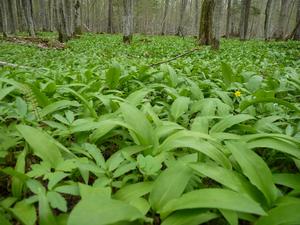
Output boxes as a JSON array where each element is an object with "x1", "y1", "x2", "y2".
[
  {"x1": 0, "y1": 211, "x2": 13, "y2": 225},
  {"x1": 170, "y1": 97, "x2": 190, "y2": 121},
  {"x1": 40, "y1": 100, "x2": 80, "y2": 117},
  {"x1": 120, "y1": 103, "x2": 157, "y2": 147},
  {"x1": 67, "y1": 198, "x2": 143, "y2": 225},
  {"x1": 16, "y1": 125, "x2": 63, "y2": 168},
  {"x1": 12, "y1": 149, "x2": 26, "y2": 198},
  {"x1": 161, "y1": 188, "x2": 266, "y2": 218},
  {"x1": 221, "y1": 62, "x2": 234, "y2": 86},
  {"x1": 226, "y1": 141, "x2": 278, "y2": 206},
  {"x1": 10, "y1": 200, "x2": 37, "y2": 225},
  {"x1": 273, "y1": 173, "x2": 300, "y2": 189},
  {"x1": 162, "y1": 210, "x2": 218, "y2": 225},
  {"x1": 0, "y1": 86, "x2": 15, "y2": 101},
  {"x1": 210, "y1": 114, "x2": 254, "y2": 133},
  {"x1": 149, "y1": 162, "x2": 192, "y2": 212},
  {"x1": 255, "y1": 201, "x2": 300, "y2": 225},
  {"x1": 114, "y1": 182, "x2": 153, "y2": 202},
  {"x1": 38, "y1": 191, "x2": 57, "y2": 225},
  {"x1": 47, "y1": 191, "x2": 67, "y2": 212},
  {"x1": 106, "y1": 62, "x2": 121, "y2": 89}
]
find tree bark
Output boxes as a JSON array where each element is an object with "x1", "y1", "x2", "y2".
[
  {"x1": 226, "y1": 0, "x2": 232, "y2": 38},
  {"x1": 176, "y1": 0, "x2": 188, "y2": 36},
  {"x1": 22, "y1": 0, "x2": 35, "y2": 37},
  {"x1": 54, "y1": 0, "x2": 72, "y2": 42},
  {"x1": 212, "y1": 0, "x2": 222, "y2": 49},
  {"x1": 8, "y1": 0, "x2": 18, "y2": 34},
  {"x1": 264, "y1": 0, "x2": 273, "y2": 40},
  {"x1": 194, "y1": 0, "x2": 200, "y2": 35},
  {"x1": 161, "y1": 0, "x2": 170, "y2": 35},
  {"x1": 199, "y1": 0, "x2": 215, "y2": 46},
  {"x1": 274, "y1": 0, "x2": 290, "y2": 40},
  {"x1": 239, "y1": 0, "x2": 251, "y2": 41},
  {"x1": 0, "y1": 0, "x2": 9, "y2": 37},
  {"x1": 74, "y1": 0, "x2": 82, "y2": 35},
  {"x1": 123, "y1": 0, "x2": 134, "y2": 44},
  {"x1": 293, "y1": 0, "x2": 300, "y2": 40},
  {"x1": 107, "y1": 0, "x2": 113, "y2": 33}
]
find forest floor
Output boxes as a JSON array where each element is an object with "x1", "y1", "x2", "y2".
[{"x1": 0, "y1": 34, "x2": 300, "y2": 225}]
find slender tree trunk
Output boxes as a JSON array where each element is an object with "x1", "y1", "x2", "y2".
[
  {"x1": 264, "y1": 0, "x2": 273, "y2": 40},
  {"x1": 107, "y1": 0, "x2": 113, "y2": 33},
  {"x1": 0, "y1": 0, "x2": 9, "y2": 37},
  {"x1": 74, "y1": 0, "x2": 82, "y2": 35},
  {"x1": 226, "y1": 0, "x2": 232, "y2": 38},
  {"x1": 22, "y1": 0, "x2": 35, "y2": 37},
  {"x1": 0, "y1": 7, "x2": 2, "y2": 33},
  {"x1": 123, "y1": 0, "x2": 134, "y2": 44},
  {"x1": 239, "y1": 0, "x2": 251, "y2": 40},
  {"x1": 176, "y1": 0, "x2": 188, "y2": 36},
  {"x1": 161, "y1": 0, "x2": 170, "y2": 35},
  {"x1": 274, "y1": 0, "x2": 290, "y2": 40},
  {"x1": 39, "y1": 0, "x2": 47, "y2": 31},
  {"x1": 294, "y1": 0, "x2": 300, "y2": 40},
  {"x1": 194, "y1": 0, "x2": 200, "y2": 35},
  {"x1": 65, "y1": 0, "x2": 73, "y2": 35},
  {"x1": 199, "y1": 0, "x2": 215, "y2": 45}
]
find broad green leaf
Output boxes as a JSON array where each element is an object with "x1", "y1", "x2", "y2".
[
  {"x1": 220, "y1": 209, "x2": 238, "y2": 225},
  {"x1": 161, "y1": 188, "x2": 266, "y2": 218},
  {"x1": 210, "y1": 114, "x2": 254, "y2": 133},
  {"x1": 10, "y1": 200, "x2": 37, "y2": 225},
  {"x1": 40, "y1": 100, "x2": 80, "y2": 117},
  {"x1": 162, "y1": 210, "x2": 218, "y2": 225},
  {"x1": 16, "y1": 125, "x2": 63, "y2": 168},
  {"x1": 221, "y1": 62, "x2": 234, "y2": 86},
  {"x1": 0, "y1": 86, "x2": 15, "y2": 101},
  {"x1": 47, "y1": 191, "x2": 67, "y2": 212},
  {"x1": 170, "y1": 97, "x2": 190, "y2": 121},
  {"x1": 0, "y1": 212, "x2": 12, "y2": 225},
  {"x1": 149, "y1": 162, "x2": 192, "y2": 212},
  {"x1": 255, "y1": 201, "x2": 300, "y2": 225},
  {"x1": 226, "y1": 141, "x2": 278, "y2": 205},
  {"x1": 114, "y1": 182, "x2": 153, "y2": 202},
  {"x1": 38, "y1": 191, "x2": 57, "y2": 225},
  {"x1": 67, "y1": 198, "x2": 143, "y2": 225},
  {"x1": 106, "y1": 62, "x2": 121, "y2": 89},
  {"x1": 120, "y1": 103, "x2": 157, "y2": 147},
  {"x1": 273, "y1": 173, "x2": 300, "y2": 189}
]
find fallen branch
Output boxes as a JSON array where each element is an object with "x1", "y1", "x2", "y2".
[{"x1": 149, "y1": 47, "x2": 201, "y2": 67}]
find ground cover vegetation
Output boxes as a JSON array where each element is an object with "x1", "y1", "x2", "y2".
[{"x1": 0, "y1": 34, "x2": 300, "y2": 225}]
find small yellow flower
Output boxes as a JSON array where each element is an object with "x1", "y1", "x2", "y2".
[{"x1": 234, "y1": 90, "x2": 241, "y2": 97}]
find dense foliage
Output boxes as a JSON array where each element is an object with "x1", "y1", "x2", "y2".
[{"x1": 0, "y1": 34, "x2": 300, "y2": 225}]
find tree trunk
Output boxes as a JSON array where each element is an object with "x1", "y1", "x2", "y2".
[
  {"x1": 226, "y1": 0, "x2": 232, "y2": 38},
  {"x1": 212, "y1": 0, "x2": 222, "y2": 49},
  {"x1": 294, "y1": 0, "x2": 300, "y2": 40},
  {"x1": 199, "y1": 0, "x2": 215, "y2": 46},
  {"x1": 274, "y1": 0, "x2": 290, "y2": 40},
  {"x1": 74, "y1": 0, "x2": 82, "y2": 35},
  {"x1": 39, "y1": 0, "x2": 47, "y2": 31},
  {"x1": 0, "y1": 0, "x2": 9, "y2": 37},
  {"x1": 8, "y1": 0, "x2": 18, "y2": 34},
  {"x1": 161, "y1": 0, "x2": 170, "y2": 35},
  {"x1": 194, "y1": 0, "x2": 200, "y2": 35},
  {"x1": 123, "y1": 0, "x2": 134, "y2": 44},
  {"x1": 54, "y1": 0, "x2": 72, "y2": 42},
  {"x1": 107, "y1": 0, "x2": 113, "y2": 33},
  {"x1": 22, "y1": 0, "x2": 35, "y2": 37},
  {"x1": 65, "y1": 0, "x2": 73, "y2": 35},
  {"x1": 264, "y1": 0, "x2": 273, "y2": 40},
  {"x1": 239, "y1": 0, "x2": 251, "y2": 41},
  {"x1": 176, "y1": 0, "x2": 188, "y2": 36}
]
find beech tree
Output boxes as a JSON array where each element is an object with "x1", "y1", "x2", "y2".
[
  {"x1": 22, "y1": 0, "x2": 35, "y2": 37},
  {"x1": 74, "y1": 0, "x2": 82, "y2": 35},
  {"x1": 54, "y1": 0, "x2": 72, "y2": 42},
  {"x1": 239, "y1": 0, "x2": 251, "y2": 40},
  {"x1": 274, "y1": 0, "x2": 290, "y2": 40},
  {"x1": 226, "y1": 0, "x2": 232, "y2": 38},
  {"x1": 107, "y1": 0, "x2": 113, "y2": 33},
  {"x1": 161, "y1": 0, "x2": 170, "y2": 35},
  {"x1": 177, "y1": 0, "x2": 188, "y2": 36},
  {"x1": 199, "y1": 0, "x2": 215, "y2": 46},
  {"x1": 123, "y1": 0, "x2": 134, "y2": 44},
  {"x1": 264, "y1": 0, "x2": 273, "y2": 40},
  {"x1": 0, "y1": 0, "x2": 9, "y2": 37}
]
